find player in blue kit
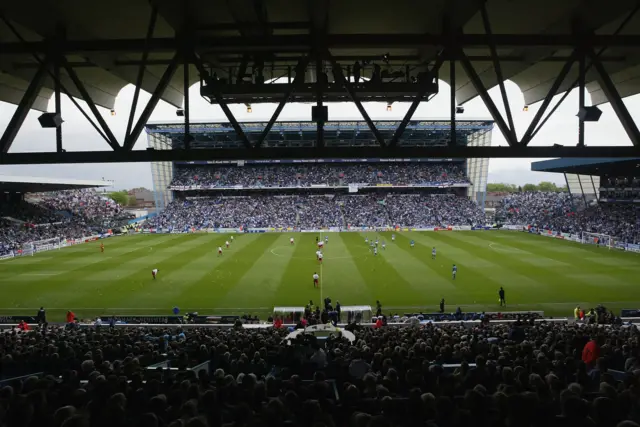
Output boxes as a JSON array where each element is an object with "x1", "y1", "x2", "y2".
[
  {"x1": 410, "y1": 240, "x2": 415, "y2": 248},
  {"x1": 432, "y1": 247, "x2": 436, "y2": 260},
  {"x1": 452, "y1": 264, "x2": 457, "y2": 280},
  {"x1": 374, "y1": 247, "x2": 378, "y2": 256},
  {"x1": 325, "y1": 236, "x2": 328, "y2": 243},
  {"x1": 365, "y1": 237, "x2": 369, "y2": 244},
  {"x1": 375, "y1": 238, "x2": 379, "y2": 246},
  {"x1": 381, "y1": 240, "x2": 386, "y2": 250},
  {"x1": 392, "y1": 234, "x2": 396, "y2": 241}
]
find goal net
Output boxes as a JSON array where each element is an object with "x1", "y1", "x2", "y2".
[
  {"x1": 581, "y1": 232, "x2": 615, "y2": 250},
  {"x1": 31, "y1": 237, "x2": 62, "y2": 253}
]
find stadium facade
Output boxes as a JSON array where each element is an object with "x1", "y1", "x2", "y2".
[{"x1": 145, "y1": 120, "x2": 494, "y2": 211}]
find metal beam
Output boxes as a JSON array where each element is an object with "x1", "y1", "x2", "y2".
[
  {"x1": 124, "y1": 52, "x2": 181, "y2": 150},
  {"x1": 480, "y1": 5, "x2": 516, "y2": 143},
  {"x1": 210, "y1": 88, "x2": 252, "y2": 149},
  {"x1": 0, "y1": 146, "x2": 638, "y2": 165},
  {"x1": 578, "y1": 48, "x2": 586, "y2": 147},
  {"x1": 520, "y1": 51, "x2": 577, "y2": 146},
  {"x1": 330, "y1": 59, "x2": 385, "y2": 147},
  {"x1": 0, "y1": 60, "x2": 49, "y2": 153},
  {"x1": 61, "y1": 58, "x2": 121, "y2": 151},
  {"x1": 256, "y1": 57, "x2": 310, "y2": 148},
  {"x1": 450, "y1": 56, "x2": 456, "y2": 147},
  {"x1": 126, "y1": 5, "x2": 158, "y2": 143},
  {"x1": 458, "y1": 50, "x2": 518, "y2": 147},
  {"x1": 54, "y1": 56, "x2": 62, "y2": 153},
  {"x1": 589, "y1": 49, "x2": 640, "y2": 146},
  {"x1": 315, "y1": 53, "x2": 325, "y2": 148},
  {"x1": 389, "y1": 55, "x2": 445, "y2": 147},
  {"x1": 4, "y1": 34, "x2": 640, "y2": 54}
]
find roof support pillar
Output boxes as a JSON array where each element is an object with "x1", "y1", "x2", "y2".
[
  {"x1": 589, "y1": 49, "x2": 640, "y2": 146},
  {"x1": 0, "y1": 58, "x2": 49, "y2": 153},
  {"x1": 315, "y1": 51, "x2": 325, "y2": 148},
  {"x1": 61, "y1": 58, "x2": 121, "y2": 151},
  {"x1": 330, "y1": 55, "x2": 385, "y2": 147},
  {"x1": 124, "y1": 52, "x2": 181, "y2": 150},
  {"x1": 520, "y1": 51, "x2": 577, "y2": 146},
  {"x1": 389, "y1": 54, "x2": 444, "y2": 147},
  {"x1": 256, "y1": 56, "x2": 310, "y2": 148},
  {"x1": 578, "y1": 47, "x2": 586, "y2": 147},
  {"x1": 480, "y1": 4, "x2": 516, "y2": 143},
  {"x1": 449, "y1": 54, "x2": 456, "y2": 147},
  {"x1": 458, "y1": 50, "x2": 518, "y2": 147},
  {"x1": 126, "y1": 5, "x2": 158, "y2": 142}
]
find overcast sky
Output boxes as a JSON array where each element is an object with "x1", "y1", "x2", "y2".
[{"x1": 0, "y1": 79, "x2": 636, "y2": 190}]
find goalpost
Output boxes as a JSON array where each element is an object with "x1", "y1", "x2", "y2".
[
  {"x1": 31, "y1": 237, "x2": 63, "y2": 253},
  {"x1": 581, "y1": 232, "x2": 615, "y2": 250}
]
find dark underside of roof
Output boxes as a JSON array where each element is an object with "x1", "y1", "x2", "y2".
[
  {"x1": 3, "y1": 0, "x2": 640, "y2": 111},
  {"x1": 531, "y1": 157, "x2": 640, "y2": 176}
]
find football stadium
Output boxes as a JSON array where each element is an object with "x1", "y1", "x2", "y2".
[{"x1": 2, "y1": 0, "x2": 640, "y2": 425}]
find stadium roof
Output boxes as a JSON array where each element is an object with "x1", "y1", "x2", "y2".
[
  {"x1": 531, "y1": 158, "x2": 640, "y2": 176},
  {"x1": 0, "y1": 175, "x2": 111, "y2": 193},
  {"x1": 2, "y1": 0, "x2": 640, "y2": 111},
  {"x1": 146, "y1": 120, "x2": 494, "y2": 149}
]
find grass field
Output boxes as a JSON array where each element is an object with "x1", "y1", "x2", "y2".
[{"x1": 0, "y1": 231, "x2": 639, "y2": 321}]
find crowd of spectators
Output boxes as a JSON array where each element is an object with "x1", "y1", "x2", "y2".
[
  {"x1": 33, "y1": 190, "x2": 124, "y2": 224},
  {"x1": 497, "y1": 192, "x2": 640, "y2": 244},
  {"x1": 3, "y1": 317, "x2": 640, "y2": 426},
  {"x1": 149, "y1": 192, "x2": 487, "y2": 231},
  {"x1": 0, "y1": 190, "x2": 127, "y2": 255},
  {"x1": 170, "y1": 163, "x2": 469, "y2": 188}
]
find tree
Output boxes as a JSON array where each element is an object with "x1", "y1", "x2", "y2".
[
  {"x1": 128, "y1": 195, "x2": 138, "y2": 207},
  {"x1": 487, "y1": 183, "x2": 518, "y2": 193},
  {"x1": 108, "y1": 191, "x2": 129, "y2": 206},
  {"x1": 538, "y1": 181, "x2": 559, "y2": 192},
  {"x1": 522, "y1": 183, "x2": 538, "y2": 192}
]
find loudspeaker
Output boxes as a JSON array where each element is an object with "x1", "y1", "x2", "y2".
[
  {"x1": 38, "y1": 112, "x2": 63, "y2": 128},
  {"x1": 176, "y1": 109, "x2": 185, "y2": 117},
  {"x1": 312, "y1": 105, "x2": 328, "y2": 122},
  {"x1": 576, "y1": 106, "x2": 602, "y2": 122},
  {"x1": 456, "y1": 106, "x2": 464, "y2": 114}
]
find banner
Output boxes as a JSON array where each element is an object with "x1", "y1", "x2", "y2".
[
  {"x1": 0, "y1": 315, "x2": 38, "y2": 324},
  {"x1": 175, "y1": 158, "x2": 461, "y2": 165},
  {"x1": 0, "y1": 253, "x2": 14, "y2": 260},
  {"x1": 434, "y1": 227, "x2": 453, "y2": 231}
]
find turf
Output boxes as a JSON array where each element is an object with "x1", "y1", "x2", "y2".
[{"x1": 0, "y1": 231, "x2": 639, "y2": 321}]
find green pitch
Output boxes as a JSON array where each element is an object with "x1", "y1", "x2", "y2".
[{"x1": 0, "y1": 231, "x2": 638, "y2": 321}]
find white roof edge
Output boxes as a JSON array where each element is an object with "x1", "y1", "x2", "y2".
[{"x1": 0, "y1": 175, "x2": 112, "y2": 187}]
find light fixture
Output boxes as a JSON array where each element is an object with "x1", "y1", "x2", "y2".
[
  {"x1": 386, "y1": 103, "x2": 392, "y2": 112},
  {"x1": 110, "y1": 109, "x2": 116, "y2": 116},
  {"x1": 456, "y1": 106, "x2": 464, "y2": 114},
  {"x1": 523, "y1": 105, "x2": 529, "y2": 112},
  {"x1": 176, "y1": 109, "x2": 184, "y2": 117},
  {"x1": 245, "y1": 103, "x2": 252, "y2": 113}
]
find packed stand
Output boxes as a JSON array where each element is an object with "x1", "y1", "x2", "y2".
[
  {"x1": 4, "y1": 314, "x2": 640, "y2": 427},
  {"x1": 547, "y1": 204, "x2": 640, "y2": 244},
  {"x1": 170, "y1": 162, "x2": 469, "y2": 188},
  {"x1": 497, "y1": 192, "x2": 640, "y2": 244},
  {"x1": 497, "y1": 192, "x2": 575, "y2": 226},
  {"x1": 151, "y1": 193, "x2": 487, "y2": 230},
  {"x1": 34, "y1": 189, "x2": 125, "y2": 225},
  {"x1": 384, "y1": 194, "x2": 486, "y2": 227}
]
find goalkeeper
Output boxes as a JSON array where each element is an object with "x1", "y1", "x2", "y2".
[{"x1": 498, "y1": 287, "x2": 506, "y2": 307}]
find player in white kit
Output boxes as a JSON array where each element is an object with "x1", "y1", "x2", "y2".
[
  {"x1": 290, "y1": 237, "x2": 295, "y2": 245},
  {"x1": 218, "y1": 246, "x2": 223, "y2": 256},
  {"x1": 230, "y1": 235, "x2": 234, "y2": 242},
  {"x1": 313, "y1": 272, "x2": 319, "y2": 288},
  {"x1": 317, "y1": 240, "x2": 324, "y2": 249},
  {"x1": 152, "y1": 268, "x2": 159, "y2": 279},
  {"x1": 225, "y1": 241, "x2": 230, "y2": 248},
  {"x1": 318, "y1": 252, "x2": 323, "y2": 263}
]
